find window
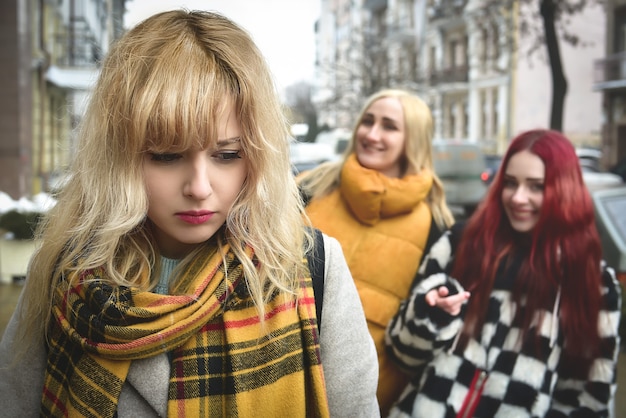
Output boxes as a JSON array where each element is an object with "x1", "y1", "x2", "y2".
[
  {"x1": 463, "y1": 98, "x2": 468, "y2": 138},
  {"x1": 480, "y1": 90, "x2": 487, "y2": 139},
  {"x1": 429, "y1": 45, "x2": 436, "y2": 78},
  {"x1": 492, "y1": 87, "x2": 499, "y2": 137},
  {"x1": 448, "y1": 101, "x2": 456, "y2": 138},
  {"x1": 615, "y1": 6, "x2": 626, "y2": 53},
  {"x1": 449, "y1": 39, "x2": 458, "y2": 68},
  {"x1": 491, "y1": 23, "x2": 500, "y2": 67},
  {"x1": 480, "y1": 27, "x2": 488, "y2": 72}
]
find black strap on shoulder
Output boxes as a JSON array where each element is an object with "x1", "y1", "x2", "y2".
[
  {"x1": 449, "y1": 221, "x2": 466, "y2": 254},
  {"x1": 299, "y1": 183, "x2": 312, "y2": 207},
  {"x1": 306, "y1": 227, "x2": 325, "y2": 330},
  {"x1": 420, "y1": 217, "x2": 442, "y2": 266}
]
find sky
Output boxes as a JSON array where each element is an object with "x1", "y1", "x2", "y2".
[{"x1": 124, "y1": 0, "x2": 320, "y2": 93}]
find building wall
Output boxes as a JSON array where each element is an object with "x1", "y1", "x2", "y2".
[
  {"x1": 426, "y1": 1, "x2": 604, "y2": 153},
  {"x1": 0, "y1": 0, "x2": 32, "y2": 199},
  {"x1": 315, "y1": 0, "x2": 606, "y2": 154},
  {"x1": 597, "y1": 0, "x2": 626, "y2": 167},
  {"x1": 320, "y1": 0, "x2": 430, "y2": 131},
  {"x1": 0, "y1": 0, "x2": 125, "y2": 199}
]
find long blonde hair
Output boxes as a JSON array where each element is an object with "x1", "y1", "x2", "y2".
[
  {"x1": 299, "y1": 89, "x2": 454, "y2": 229},
  {"x1": 18, "y1": 10, "x2": 312, "y2": 347}
]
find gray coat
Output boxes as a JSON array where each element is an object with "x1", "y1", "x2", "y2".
[{"x1": 0, "y1": 234, "x2": 380, "y2": 417}]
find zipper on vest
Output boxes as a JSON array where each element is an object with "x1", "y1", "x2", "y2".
[{"x1": 457, "y1": 369, "x2": 488, "y2": 418}]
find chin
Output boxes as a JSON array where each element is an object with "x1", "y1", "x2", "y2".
[
  {"x1": 510, "y1": 222, "x2": 537, "y2": 233},
  {"x1": 358, "y1": 155, "x2": 385, "y2": 170}
]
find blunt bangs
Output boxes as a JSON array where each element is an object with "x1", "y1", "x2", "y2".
[
  {"x1": 143, "y1": 60, "x2": 239, "y2": 153},
  {"x1": 121, "y1": 31, "x2": 241, "y2": 154}
]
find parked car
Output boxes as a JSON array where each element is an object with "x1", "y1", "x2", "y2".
[
  {"x1": 432, "y1": 140, "x2": 488, "y2": 215},
  {"x1": 577, "y1": 151, "x2": 626, "y2": 282},
  {"x1": 481, "y1": 154, "x2": 502, "y2": 185},
  {"x1": 315, "y1": 129, "x2": 350, "y2": 157},
  {"x1": 582, "y1": 171, "x2": 623, "y2": 189},
  {"x1": 289, "y1": 141, "x2": 337, "y2": 175},
  {"x1": 576, "y1": 147, "x2": 603, "y2": 172},
  {"x1": 609, "y1": 157, "x2": 626, "y2": 182},
  {"x1": 589, "y1": 184, "x2": 626, "y2": 284}
]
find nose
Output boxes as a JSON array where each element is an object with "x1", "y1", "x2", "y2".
[
  {"x1": 365, "y1": 124, "x2": 382, "y2": 141},
  {"x1": 511, "y1": 185, "x2": 529, "y2": 204},
  {"x1": 183, "y1": 155, "x2": 212, "y2": 200}
]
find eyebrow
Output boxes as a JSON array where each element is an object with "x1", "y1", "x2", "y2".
[
  {"x1": 363, "y1": 114, "x2": 399, "y2": 126},
  {"x1": 216, "y1": 136, "x2": 241, "y2": 146},
  {"x1": 503, "y1": 174, "x2": 544, "y2": 181},
  {"x1": 381, "y1": 117, "x2": 398, "y2": 124}
]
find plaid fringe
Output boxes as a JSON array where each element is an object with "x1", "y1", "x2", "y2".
[{"x1": 42, "y1": 243, "x2": 329, "y2": 417}]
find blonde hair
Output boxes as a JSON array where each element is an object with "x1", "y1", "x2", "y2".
[
  {"x1": 299, "y1": 89, "x2": 454, "y2": 229},
  {"x1": 18, "y1": 10, "x2": 312, "y2": 347}
]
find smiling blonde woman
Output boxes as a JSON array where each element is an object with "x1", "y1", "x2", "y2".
[{"x1": 298, "y1": 89, "x2": 454, "y2": 415}]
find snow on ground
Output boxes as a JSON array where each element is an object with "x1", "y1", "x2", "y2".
[{"x1": 0, "y1": 192, "x2": 57, "y2": 214}]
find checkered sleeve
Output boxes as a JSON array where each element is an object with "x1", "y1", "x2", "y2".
[
  {"x1": 547, "y1": 266, "x2": 622, "y2": 417},
  {"x1": 385, "y1": 232, "x2": 467, "y2": 373}
]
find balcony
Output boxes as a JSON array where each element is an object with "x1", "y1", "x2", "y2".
[
  {"x1": 364, "y1": 0, "x2": 387, "y2": 12},
  {"x1": 430, "y1": 66, "x2": 469, "y2": 84},
  {"x1": 387, "y1": 27, "x2": 417, "y2": 44},
  {"x1": 427, "y1": 0, "x2": 467, "y2": 21},
  {"x1": 45, "y1": 66, "x2": 98, "y2": 90},
  {"x1": 428, "y1": 5, "x2": 444, "y2": 19},
  {"x1": 593, "y1": 52, "x2": 626, "y2": 91}
]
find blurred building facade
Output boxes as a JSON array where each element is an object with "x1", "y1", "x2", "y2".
[
  {"x1": 0, "y1": 0, "x2": 125, "y2": 200},
  {"x1": 594, "y1": 0, "x2": 626, "y2": 168},
  {"x1": 314, "y1": 0, "x2": 605, "y2": 154}
]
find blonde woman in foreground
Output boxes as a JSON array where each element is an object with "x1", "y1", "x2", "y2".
[{"x1": 0, "y1": 10, "x2": 379, "y2": 417}]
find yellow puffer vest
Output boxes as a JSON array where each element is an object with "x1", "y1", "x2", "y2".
[{"x1": 306, "y1": 154, "x2": 433, "y2": 416}]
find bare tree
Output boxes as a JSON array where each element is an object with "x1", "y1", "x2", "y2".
[
  {"x1": 471, "y1": 0, "x2": 602, "y2": 132},
  {"x1": 314, "y1": 12, "x2": 422, "y2": 129},
  {"x1": 314, "y1": 36, "x2": 391, "y2": 123},
  {"x1": 315, "y1": 0, "x2": 600, "y2": 132}
]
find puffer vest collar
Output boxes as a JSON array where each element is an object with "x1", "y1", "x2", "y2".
[{"x1": 340, "y1": 153, "x2": 433, "y2": 225}]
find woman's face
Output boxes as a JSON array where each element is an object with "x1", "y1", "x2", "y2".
[
  {"x1": 355, "y1": 97, "x2": 406, "y2": 178},
  {"x1": 501, "y1": 150, "x2": 545, "y2": 233},
  {"x1": 142, "y1": 101, "x2": 247, "y2": 258}
]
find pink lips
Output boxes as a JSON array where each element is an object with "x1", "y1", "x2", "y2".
[
  {"x1": 510, "y1": 209, "x2": 533, "y2": 219},
  {"x1": 176, "y1": 211, "x2": 214, "y2": 225}
]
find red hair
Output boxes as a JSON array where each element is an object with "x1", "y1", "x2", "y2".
[{"x1": 451, "y1": 129, "x2": 603, "y2": 375}]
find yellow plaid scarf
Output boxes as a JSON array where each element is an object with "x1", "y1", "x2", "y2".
[{"x1": 42, "y1": 243, "x2": 329, "y2": 417}]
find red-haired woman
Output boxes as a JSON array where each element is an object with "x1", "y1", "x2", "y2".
[{"x1": 385, "y1": 129, "x2": 621, "y2": 417}]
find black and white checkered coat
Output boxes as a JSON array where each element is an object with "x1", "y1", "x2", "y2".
[{"x1": 385, "y1": 229, "x2": 622, "y2": 418}]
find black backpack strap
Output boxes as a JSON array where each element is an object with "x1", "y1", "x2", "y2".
[
  {"x1": 306, "y1": 227, "x2": 325, "y2": 330},
  {"x1": 448, "y1": 220, "x2": 466, "y2": 254},
  {"x1": 420, "y1": 217, "x2": 442, "y2": 266},
  {"x1": 299, "y1": 183, "x2": 312, "y2": 207}
]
